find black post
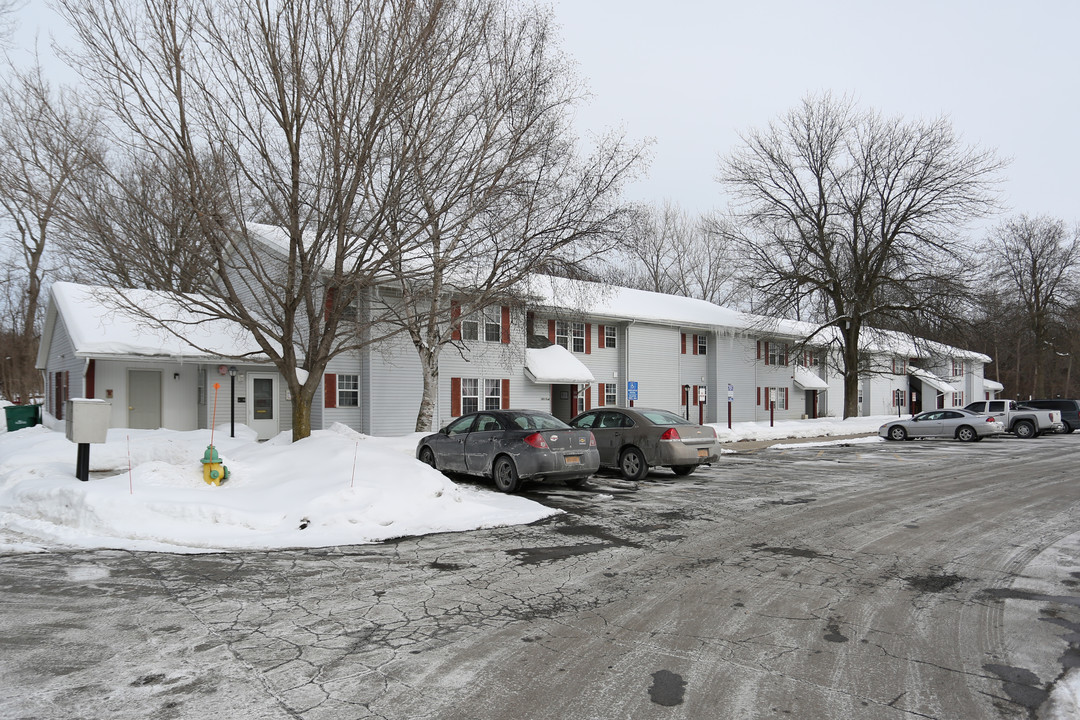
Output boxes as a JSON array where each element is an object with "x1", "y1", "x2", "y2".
[
  {"x1": 229, "y1": 366, "x2": 237, "y2": 438},
  {"x1": 76, "y1": 443, "x2": 90, "y2": 482}
]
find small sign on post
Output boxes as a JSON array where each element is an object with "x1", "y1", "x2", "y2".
[{"x1": 627, "y1": 380, "x2": 638, "y2": 405}]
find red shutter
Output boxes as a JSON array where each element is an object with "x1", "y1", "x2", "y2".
[
  {"x1": 86, "y1": 359, "x2": 96, "y2": 399},
  {"x1": 585, "y1": 323, "x2": 592, "y2": 354},
  {"x1": 693, "y1": 335, "x2": 699, "y2": 355},
  {"x1": 598, "y1": 325, "x2": 606, "y2": 349},
  {"x1": 693, "y1": 385, "x2": 699, "y2": 406},
  {"x1": 451, "y1": 377, "x2": 461, "y2": 417},
  {"x1": 502, "y1": 378, "x2": 510, "y2": 409},
  {"x1": 501, "y1": 306, "x2": 511, "y2": 344},
  {"x1": 548, "y1": 319, "x2": 556, "y2": 343},
  {"x1": 757, "y1": 340, "x2": 761, "y2": 359},
  {"x1": 681, "y1": 333, "x2": 687, "y2": 354},
  {"x1": 451, "y1": 301, "x2": 461, "y2": 341},
  {"x1": 585, "y1": 385, "x2": 592, "y2": 411},
  {"x1": 764, "y1": 341, "x2": 770, "y2": 365},
  {"x1": 324, "y1": 373, "x2": 337, "y2": 409},
  {"x1": 597, "y1": 382, "x2": 605, "y2": 406},
  {"x1": 757, "y1": 386, "x2": 761, "y2": 406}
]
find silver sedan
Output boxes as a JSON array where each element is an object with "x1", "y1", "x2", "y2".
[{"x1": 879, "y1": 409, "x2": 1005, "y2": 442}]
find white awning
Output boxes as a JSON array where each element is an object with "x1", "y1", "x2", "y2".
[
  {"x1": 908, "y1": 365, "x2": 955, "y2": 394},
  {"x1": 984, "y1": 379, "x2": 1004, "y2": 392},
  {"x1": 792, "y1": 367, "x2": 829, "y2": 390},
  {"x1": 524, "y1": 345, "x2": 595, "y2": 384}
]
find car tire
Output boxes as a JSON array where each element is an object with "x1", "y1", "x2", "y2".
[
  {"x1": 1064, "y1": 422, "x2": 1075, "y2": 434},
  {"x1": 956, "y1": 425, "x2": 977, "y2": 442},
  {"x1": 887, "y1": 426, "x2": 907, "y2": 441},
  {"x1": 670, "y1": 465, "x2": 695, "y2": 476},
  {"x1": 492, "y1": 456, "x2": 521, "y2": 493},
  {"x1": 619, "y1": 447, "x2": 649, "y2": 481},
  {"x1": 418, "y1": 446, "x2": 437, "y2": 469},
  {"x1": 1013, "y1": 420, "x2": 1036, "y2": 439}
]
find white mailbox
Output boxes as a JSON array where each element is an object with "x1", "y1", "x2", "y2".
[{"x1": 65, "y1": 399, "x2": 112, "y2": 444}]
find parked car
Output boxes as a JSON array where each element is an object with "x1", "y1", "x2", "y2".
[
  {"x1": 568, "y1": 407, "x2": 721, "y2": 480},
  {"x1": 1021, "y1": 399, "x2": 1080, "y2": 433},
  {"x1": 879, "y1": 409, "x2": 1004, "y2": 442},
  {"x1": 416, "y1": 409, "x2": 599, "y2": 493},
  {"x1": 963, "y1": 399, "x2": 1063, "y2": 438}
]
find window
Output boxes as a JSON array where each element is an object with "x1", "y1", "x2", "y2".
[
  {"x1": 761, "y1": 386, "x2": 788, "y2": 409},
  {"x1": 461, "y1": 317, "x2": 479, "y2": 341},
  {"x1": 461, "y1": 378, "x2": 479, "y2": 415},
  {"x1": 952, "y1": 391, "x2": 964, "y2": 407},
  {"x1": 893, "y1": 389, "x2": 906, "y2": 407},
  {"x1": 605, "y1": 383, "x2": 617, "y2": 406},
  {"x1": 768, "y1": 343, "x2": 788, "y2": 367},
  {"x1": 576, "y1": 389, "x2": 586, "y2": 414},
  {"x1": 484, "y1": 310, "x2": 501, "y2": 343},
  {"x1": 555, "y1": 320, "x2": 570, "y2": 350},
  {"x1": 604, "y1": 325, "x2": 617, "y2": 349},
  {"x1": 484, "y1": 379, "x2": 502, "y2": 410},
  {"x1": 338, "y1": 374, "x2": 359, "y2": 407},
  {"x1": 697, "y1": 335, "x2": 707, "y2": 355},
  {"x1": 892, "y1": 357, "x2": 907, "y2": 374},
  {"x1": 572, "y1": 322, "x2": 585, "y2": 353},
  {"x1": 952, "y1": 359, "x2": 964, "y2": 377}
]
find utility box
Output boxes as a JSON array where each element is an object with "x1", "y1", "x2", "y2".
[{"x1": 65, "y1": 399, "x2": 112, "y2": 444}]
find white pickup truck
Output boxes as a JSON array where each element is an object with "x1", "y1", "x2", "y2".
[{"x1": 963, "y1": 400, "x2": 1064, "y2": 438}]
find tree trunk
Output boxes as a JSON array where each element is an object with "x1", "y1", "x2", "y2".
[
  {"x1": 414, "y1": 344, "x2": 441, "y2": 433},
  {"x1": 840, "y1": 324, "x2": 861, "y2": 419},
  {"x1": 291, "y1": 380, "x2": 315, "y2": 442}
]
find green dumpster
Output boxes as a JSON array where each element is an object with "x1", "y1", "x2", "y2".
[{"x1": 4, "y1": 404, "x2": 41, "y2": 431}]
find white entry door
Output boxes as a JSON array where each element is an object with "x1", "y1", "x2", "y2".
[{"x1": 247, "y1": 373, "x2": 279, "y2": 440}]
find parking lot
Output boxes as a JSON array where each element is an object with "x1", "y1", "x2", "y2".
[{"x1": 2, "y1": 434, "x2": 1079, "y2": 719}]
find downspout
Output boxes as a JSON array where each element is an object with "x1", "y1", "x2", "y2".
[{"x1": 623, "y1": 319, "x2": 636, "y2": 406}]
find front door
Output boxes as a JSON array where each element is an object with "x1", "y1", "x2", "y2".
[
  {"x1": 247, "y1": 373, "x2": 279, "y2": 440},
  {"x1": 128, "y1": 369, "x2": 162, "y2": 429}
]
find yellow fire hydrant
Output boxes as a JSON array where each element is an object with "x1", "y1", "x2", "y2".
[{"x1": 201, "y1": 445, "x2": 229, "y2": 486}]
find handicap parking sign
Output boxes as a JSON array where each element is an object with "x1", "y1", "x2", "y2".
[{"x1": 627, "y1": 380, "x2": 638, "y2": 401}]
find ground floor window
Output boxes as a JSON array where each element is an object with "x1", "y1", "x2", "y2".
[
  {"x1": 338, "y1": 374, "x2": 359, "y2": 407},
  {"x1": 484, "y1": 379, "x2": 502, "y2": 410},
  {"x1": 461, "y1": 378, "x2": 479, "y2": 415},
  {"x1": 760, "y1": 386, "x2": 788, "y2": 410}
]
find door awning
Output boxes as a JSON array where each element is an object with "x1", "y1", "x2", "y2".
[
  {"x1": 524, "y1": 345, "x2": 595, "y2": 384},
  {"x1": 908, "y1": 365, "x2": 955, "y2": 394},
  {"x1": 984, "y1": 379, "x2": 1004, "y2": 392},
  {"x1": 792, "y1": 367, "x2": 829, "y2": 390}
]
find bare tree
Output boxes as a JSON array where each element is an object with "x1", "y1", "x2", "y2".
[
  {"x1": 983, "y1": 214, "x2": 1080, "y2": 397},
  {"x1": 57, "y1": 0, "x2": 484, "y2": 440},
  {"x1": 0, "y1": 63, "x2": 99, "y2": 404},
  {"x1": 720, "y1": 94, "x2": 1004, "y2": 417},
  {"x1": 370, "y1": 0, "x2": 647, "y2": 432},
  {"x1": 610, "y1": 201, "x2": 739, "y2": 306}
]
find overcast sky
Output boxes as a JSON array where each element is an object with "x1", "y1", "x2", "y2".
[
  {"x1": 12, "y1": 1, "x2": 1078, "y2": 234},
  {"x1": 550, "y1": 0, "x2": 1080, "y2": 230}
]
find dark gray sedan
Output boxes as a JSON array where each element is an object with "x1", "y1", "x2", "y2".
[
  {"x1": 416, "y1": 410, "x2": 599, "y2": 493},
  {"x1": 569, "y1": 407, "x2": 722, "y2": 480}
]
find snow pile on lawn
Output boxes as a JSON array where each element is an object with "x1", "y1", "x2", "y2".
[
  {"x1": 710, "y1": 415, "x2": 892, "y2": 443},
  {"x1": 0, "y1": 423, "x2": 557, "y2": 554}
]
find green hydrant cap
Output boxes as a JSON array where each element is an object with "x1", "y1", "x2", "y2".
[{"x1": 202, "y1": 445, "x2": 221, "y2": 464}]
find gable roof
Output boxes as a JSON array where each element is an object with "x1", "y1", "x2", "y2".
[{"x1": 36, "y1": 282, "x2": 271, "y2": 367}]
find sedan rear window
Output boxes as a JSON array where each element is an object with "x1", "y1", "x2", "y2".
[
  {"x1": 508, "y1": 412, "x2": 570, "y2": 431},
  {"x1": 640, "y1": 409, "x2": 693, "y2": 425}
]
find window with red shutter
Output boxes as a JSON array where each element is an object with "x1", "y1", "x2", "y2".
[
  {"x1": 451, "y1": 377, "x2": 461, "y2": 416},
  {"x1": 500, "y1": 306, "x2": 510, "y2": 344},
  {"x1": 597, "y1": 382, "x2": 605, "y2": 406},
  {"x1": 597, "y1": 325, "x2": 605, "y2": 349},
  {"x1": 502, "y1": 378, "x2": 510, "y2": 409},
  {"x1": 324, "y1": 373, "x2": 337, "y2": 409},
  {"x1": 681, "y1": 333, "x2": 686, "y2": 354}
]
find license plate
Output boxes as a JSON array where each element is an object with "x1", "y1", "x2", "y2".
[
  {"x1": 697, "y1": 449, "x2": 708, "y2": 458},
  {"x1": 565, "y1": 455, "x2": 581, "y2": 464}
]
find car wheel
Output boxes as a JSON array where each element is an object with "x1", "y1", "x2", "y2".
[
  {"x1": 887, "y1": 425, "x2": 907, "y2": 441},
  {"x1": 1064, "y1": 422, "x2": 1075, "y2": 434},
  {"x1": 956, "y1": 425, "x2": 977, "y2": 442},
  {"x1": 619, "y1": 447, "x2": 649, "y2": 481},
  {"x1": 418, "y1": 446, "x2": 437, "y2": 469},
  {"x1": 492, "y1": 456, "x2": 521, "y2": 493},
  {"x1": 1014, "y1": 420, "x2": 1035, "y2": 439},
  {"x1": 671, "y1": 465, "x2": 695, "y2": 476}
]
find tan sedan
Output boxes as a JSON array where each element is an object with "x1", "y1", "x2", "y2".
[{"x1": 569, "y1": 407, "x2": 722, "y2": 480}]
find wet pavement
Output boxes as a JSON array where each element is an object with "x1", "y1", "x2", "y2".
[{"x1": 2, "y1": 434, "x2": 1079, "y2": 719}]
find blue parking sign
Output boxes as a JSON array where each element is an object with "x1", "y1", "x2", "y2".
[{"x1": 627, "y1": 380, "x2": 638, "y2": 401}]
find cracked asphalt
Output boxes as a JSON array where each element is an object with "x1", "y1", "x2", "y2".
[{"x1": 2, "y1": 435, "x2": 1079, "y2": 719}]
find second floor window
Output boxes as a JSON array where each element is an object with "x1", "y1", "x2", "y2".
[
  {"x1": 952, "y1": 359, "x2": 964, "y2": 377},
  {"x1": 555, "y1": 320, "x2": 586, "y2": 353},
  {"x1": 697, "y1": 335, "x2": 707, "y2": 355},
  {"x1": 892, "y1": 357, "x2": 907, "y2": 374},
  {"x1": 768, "y1": 343, "x2": 788, "y2": 367},
  {"x1": 604, "y1": 325, "x2": 617, "y2": 349},
  {"x1": 484, "y1": 311, "x2": 502, "y2": 343}
]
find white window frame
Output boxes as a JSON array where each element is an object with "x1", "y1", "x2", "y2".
[
  {"x1": 461, "y1": 378, "x2": 479, "y2": 415},
  {"x1": 952, "y1": 359, "x2": 964, "y2": 377},
  {"x1": 605, "y1": 383, "x2": 617, "y2": 406},
  {"x1": 571, "y1": 322, "x2": 585, "y2": 353},
  {"x1": 555, "y1": 320, "x2": 570, "y2": 350},
  {"x1": 768, "y1": 343, "x2": 788, "y2": 367},
  {"x1": 697, "y1": 334, "x2": 707, "y2": 355},
  {"x1": 484, "y1": 310, "x2": 502, "y2": 343},
  {"x1": 604, "y1": 325, "x2": 617, "y2": 349},
  {"x1": 338, "y1": 374, "x2": 359, "y2": 407},
  {"x1": 484, "y1": 379, "x2": 502, "y2": 410},
  {"x1": 460, "y1": 317, "x2": 479, "y2": 341},
  {"x1": 893, "y1": 357, "x2": 907, "y2": 374}
]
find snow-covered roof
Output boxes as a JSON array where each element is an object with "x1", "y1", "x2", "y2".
[
  {"x1": 908, "y1": 365, "x2": 957, "y2": 394},
  {"x1": 792, "y1": 367, "x2": 829, "y2": 390},
  {"x1": 984, "y1": 379, "x2": 1005, "y2": 392},
  {"x1": 524, "y1": 345, "x2": 595, "y2": 384},
  {"x1": 522, "y1": 275, "x2": 990, "y2": 363},
  {"x1": 38, "y1": 282, "x2": 271, "y2": 365}
]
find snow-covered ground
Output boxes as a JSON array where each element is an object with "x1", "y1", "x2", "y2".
[{"x1": 0, "y1": 410, "x2": 888, "y2": 554}]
